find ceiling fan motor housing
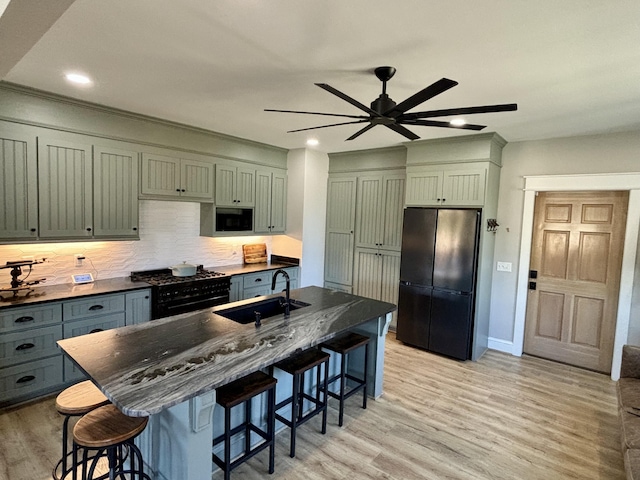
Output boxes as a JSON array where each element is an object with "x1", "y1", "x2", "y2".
[{"x1": 371, "y1": 94, "x2": 397, "y2": 116}]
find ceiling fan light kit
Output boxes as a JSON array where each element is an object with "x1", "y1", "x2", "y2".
[{"x1": 266, "y1": 66, "x2": 517, "y2": 141}]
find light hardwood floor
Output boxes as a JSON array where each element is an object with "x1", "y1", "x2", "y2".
[{"x1": 0, "y1": 334, "x2": 625, "y2": 479}]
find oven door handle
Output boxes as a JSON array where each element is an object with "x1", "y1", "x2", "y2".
[{"x1": 164, "y1": 295, "x2": 230, "y2": 312}]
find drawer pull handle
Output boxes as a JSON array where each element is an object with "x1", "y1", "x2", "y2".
[
  {"x1": 255, "y1": 278, "x2": 262, "y2": 283},
  {"x1": 15, "y1": 316, "x2": 35, "y2": 323},
  {"x1": 89, "y1": 328, "x2": 104, "y2": 334},
  {"x1": 88, "y1": 305, "x2": 104, "y2": 311},
  {"x1": 16, "y1": 343, "x2": 35, "y2": 351},
  {"x1": 17, "y1": 375, "x2": 36, "y2": 384}
]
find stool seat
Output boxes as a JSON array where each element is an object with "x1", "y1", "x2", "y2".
[
  {"x1": 273, "y1": 348, "x2": 330, "y2": 375},
  {"x1": 55, "y1": 380, "x2": 109, "y2": 415},
  {"x1": 74, "y1": 404, "x2": 148, "y2": 448},
  {"x1": 320, "y1": 332, "x2": 370, "y2": 355},
  {"x1": 217, "y1": 371, "x2": 277, "y2": 409}
]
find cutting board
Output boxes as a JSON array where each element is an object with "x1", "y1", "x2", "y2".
[{"x1": 243, "y1": 243, "x2": 267, "y2": 264}]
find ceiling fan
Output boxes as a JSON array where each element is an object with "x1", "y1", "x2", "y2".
[{"x1": 265, "y1": 66, "x2": 517, "y2": 141}]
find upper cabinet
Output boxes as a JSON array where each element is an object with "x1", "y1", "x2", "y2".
[
  {"x1": 355, "y1": 173, "x2": 405, "y2": 251},
  {"x1": 37, "y1": 138, "x2": 94, "y2": 239},
  {"x1": 0, "y1": 127, "x2": 39, "y2": 240},
  {"x1": 140, "y1": 153, "x2": 214, "y2": 201},
  {"x1": 405, "y1": 165, "x2": 486, "y2": 207},
  {"x1": 254, "y1": 168, "x2": 287, "y2": 234},
  {"x1": 93, "y1": 146, "x2": 140, "y2": 238},
  {"x1": 324, "y1": 176, "x2": 357, "y2": 288},
  {"x1": 215, "y1": 163, "x2": 255, "y2": 207}
]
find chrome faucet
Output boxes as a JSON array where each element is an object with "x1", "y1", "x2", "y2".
[{"x1": 271, "y1": 269, "x2": 290, "y2": 317}]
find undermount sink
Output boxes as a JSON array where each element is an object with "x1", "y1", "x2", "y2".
[{"x1": 216, "y1": 296, "x2": 311, "y2": 324}]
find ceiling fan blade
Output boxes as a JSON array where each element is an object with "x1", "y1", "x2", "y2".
[
  {"x1": 400, "y1": 103, "x2": 518, "y2": 120},
  {"x1": 402, "y1": 119, "x2": 486, "y2": 131},
  {"x1": 346, "y1": 123, "x2": 376, "y2": 141},
  {"x1": 386, "y1": 78, "x2": 458, "y2": 116},
  {"x1": 286, "y1": 119, "x2": 369, "y2": 133},
  {"x1": 385, "y1": 123, "x2": 420, "y2": 140},
  {"x1": 265, "y1": 109, "x2": 369, "y2": 120},
  {"x1": 315, "y1": 83, "x2": 379, "y2": 116}
]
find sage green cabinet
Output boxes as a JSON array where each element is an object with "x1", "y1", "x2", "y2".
[
  {"x1": 353, "y1": 247, "x2": 401, "y2": 317},
  {"x1": 405, "y1": 165, "x2": 486, "y2": 207},
  {"x1": 255, "y1": 168, "x2": 287, "y2": 234},
  {"x1": 355, "y1": 173, "x2": 405, "y2": 251},
  {"x1": 324, "y1": 176, "x2": 357, "y2": 289},
  {"x1": 125, "y1": 289, "x2": 151, "y2": 325},
  {"x1": 215, "y1": 163, "x2": 255, "y2": 207},
  {"x1": 94, "y1": 146, "x2": 140, "y2": 238},
  {"x1": 141, "y1": 153, "x2": 214, "y2": 200},
  {"x1": 37, "y1": 137, "x2": 93, "y2": 239},
  {"x1": 0, "y1": 128, "x2": 38, "y2": 240}
]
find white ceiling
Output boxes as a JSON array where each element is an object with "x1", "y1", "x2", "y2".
[{"x1": 1, "y1": 0, "x2": 640, "y2": 153}]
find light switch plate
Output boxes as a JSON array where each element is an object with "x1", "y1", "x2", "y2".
[{"x1": 497, "y1": 261, "x2": 512, "y2": 272}]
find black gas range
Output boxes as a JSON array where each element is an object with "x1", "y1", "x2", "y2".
[{"x1": 131, "y1": 266, "x2": 231, "y2": 319}]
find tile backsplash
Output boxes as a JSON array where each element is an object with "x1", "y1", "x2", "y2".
[{"x1": 0, "y1": 201, "x2": 275, "y2": 286}]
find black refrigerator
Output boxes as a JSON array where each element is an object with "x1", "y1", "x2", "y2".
[{"x1": 396, "y1": 208, "x2": 480, "y2": 360}]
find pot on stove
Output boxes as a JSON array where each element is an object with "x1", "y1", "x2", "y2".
[{"x1": 170, "y1": 262, "x2": 197, "y2": 277}]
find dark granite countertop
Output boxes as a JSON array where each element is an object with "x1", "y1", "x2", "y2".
[
  {"x1": 57, "y1": 286, "x2": 395, "y2": 417},
  {"x1": 212, "y1": 260, "x2": 299, "y2": 276},
  {"x1": 0, "y1": 277, "x2": 151, "y2": 310}
]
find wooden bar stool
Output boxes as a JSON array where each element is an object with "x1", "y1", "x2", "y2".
[
  {"x1": 319, "y1": 332, "x2": 370, "y2": 426},
  {"x1": 53, "y1": 380, "x2": 110, "y2": 480},
  {"x1": 212, "y1": 371, "x2": 277, "y2": 480},
  {"x1": 72, "y1": 404, "x2": 150, "y2": 480},
  {"x1": 270, "y1": 348, "x2": 330, "y2": 458}
]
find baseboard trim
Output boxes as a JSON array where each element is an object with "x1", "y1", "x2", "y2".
[{"x1": 488, "y1": 337, "x2": 514, "y2": 355}]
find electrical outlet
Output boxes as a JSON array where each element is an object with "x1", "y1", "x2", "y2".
[
  {"x1": 75, "y1": 254, "x2": 85, "y2": 267},
  {"x1": 496, "y1": 261, "x2": 512, "y2": 272}
]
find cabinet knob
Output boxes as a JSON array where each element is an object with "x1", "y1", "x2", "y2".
[
  {"x1": 176, "y1": 189, "x2": 181, "y2": 192},
  {"x1": 145, "y1": 296, "x2": 149, "y2": 299},
  {"x1": 133, "y1": 227, "x2": 138, "y2": 231},
  {"x1": 181, "y1": 189, "x2": 186, "y2": 192},
  {"x1": 30, "y1": 228, "x2": 36, "y2": 233},
  {"x1": 442, "y1": 198, "x2": 446, "y2": 202},
  {"x1": 86, "y1": 227, "x2": 92, "y2": 232},
  {"x1": 436, "y1": 198, "x2": 441, "y2": 202}
]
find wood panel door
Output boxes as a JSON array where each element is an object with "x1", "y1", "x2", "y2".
[
  {"x1": 324, "y1": 177, "x2": 356, "y2": 287},
  {"x1": 524, "y1": 191, "x2": 628, "y2": 373}
]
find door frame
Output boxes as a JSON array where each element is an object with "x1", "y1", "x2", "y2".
[{"x1": 513, "y1": 173, "x2": 640, "y2": 380}]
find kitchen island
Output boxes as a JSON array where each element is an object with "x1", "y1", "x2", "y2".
[{"x1": 58, "y1": 286, "x2": 395, "y2": 480}]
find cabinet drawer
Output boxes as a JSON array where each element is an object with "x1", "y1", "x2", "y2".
[
  {"x1": 0, "y1": 324, "x2": 62, "y2": 368},
  {"x1": 0, "y1": 303, "x2": 62, "y2": 334},
  {"x1": 242, "y1": 272, "x2": 271, "y2": 289},
  {"x1": 63, "y1": 294, "x2": 125, "y2": 320},
  {"x1": 63, "y1": 313, "x2": 126, "y2": 338},
  {"x1": 242, "y1": 285, "x2": 271, "y2": 299},
  {"x1": 0, "y1": 357, "x2": 63, "y2": 404}
]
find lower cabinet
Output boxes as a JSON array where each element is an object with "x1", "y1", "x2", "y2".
[
  {"x1": 229, "y1": 267, "x2": 300, "y2": 301},
  {"x1": 0, "y1": 288, "x2": 151, "y2": 406},
  {"x1": 353, "y1": 248, "x2": 401, "y2": 326}
]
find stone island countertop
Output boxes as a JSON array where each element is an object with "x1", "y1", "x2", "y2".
[{"x1": 57, "y1": 286, "x2": 396, "y2": 417}]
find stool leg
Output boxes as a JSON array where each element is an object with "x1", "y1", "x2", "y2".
[
  {"x1": 321, "y1": 359, "x2": 329, "y2": 434},
  {"x1": 290, "y1": 372, "x2": 299, "y2": 458},
  {"x1": 338, "y1": 351, "x2": 347, "y2": 427},
  {"x1": 363, "y1": 341, "x2": 369, "y2": 410},
  {"x1": 224, "y1": 404, "x2": 232, "y2": 480},
  {"x1": 268, "y1": 385, "x2": 275, "y2": 474},
  {"x1": 245, "y1": 397, "x2": 252, "y2": 455},
  {"x1": 59, "y1": 414, "x2": 71, "y2": 479}
]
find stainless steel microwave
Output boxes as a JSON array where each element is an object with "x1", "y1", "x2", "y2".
[{"x1": 215, "y1": 208, "x2": 253, "y2": 232}]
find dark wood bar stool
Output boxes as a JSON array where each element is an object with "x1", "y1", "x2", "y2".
[
  {"x1": 212, "y1": 371, "x2": 277, "y2": 480},
  {"x1": 53, "y1": 380, "x2": 110, "y2": 480},
  {"x1": 72, "y1": 404, "x2": 150, "y2": 480},
  {"x1": 319, "y1": 332, "x2": 370, "y2": 426},
  {"x1": 270, "y1": 348, "x2": 330, "y2": 458}
]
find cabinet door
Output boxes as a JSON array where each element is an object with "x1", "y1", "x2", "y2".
[
  {"x1": 181, "y1": 158, "x2": 214, "y2": 200},
  {"x1": 270, "y1": 171, "x2": 287, "y2": 233},
  {"x1": 0, "y1": 129, "x2": 38, "y2": 240},
  {"x1": 355, "y1": 175, "x2": 383, "y2": 248},
  {"x1": 125, "y1": 290, "x2": 151, "y2": 325},
  {"x1": 215, "y1": 164, "x2": 236, "y2": 206},
  {"x1": 141, "y1": 153, "x2": 180, "y2": 197},
  {"x1": 254, "y1": 169, "x2": 272, "y2": 233},
  {"x1": 324, "y1": 177, "x2": 356, "y2": 287},
  {"x1": 380, "y1": 250, "x2": 401, "y2": 306},
  {"x1": 405, "y1": 170, "x2": 443, "y2": 206},
  {"x1": 442, "y1": 169, "x2": 486, "y2": 206},
  {"x1": 235, "y1": 166, "x2": 255, "y2": 207},
  {"x1": 353, "y1": 248, "x2": 382, "y2": 300},
  {"x1": 38, "y1": 137, "x2": 93, "y2": 238},
  {"x1": 228, "y1": 276, "x2": 242, "y2": 302},
  {"x1": 93, "y1": 146, "x2": 140, "y2": 238},
  {"x1": 380, "y1": 175, "x2": 405, "y2": 251}
]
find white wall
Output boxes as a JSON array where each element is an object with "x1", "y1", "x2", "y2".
[
  {"x1": 489, "y1": 129, "x2": 640, "y2": 347},
  {"x1": 0, "y1": 200, "x2": 275, "y2": 284}
]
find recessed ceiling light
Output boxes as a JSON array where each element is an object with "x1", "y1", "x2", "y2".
[
  {"x1": 65, "y1": 73, "x2": 92, "y2": 85},
  {"x1": 306, "y1": 138, "x2": 319, "y2": 146},
  {"x1": 450, "y1": 118, "x2": 466, "y2": 127}
]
